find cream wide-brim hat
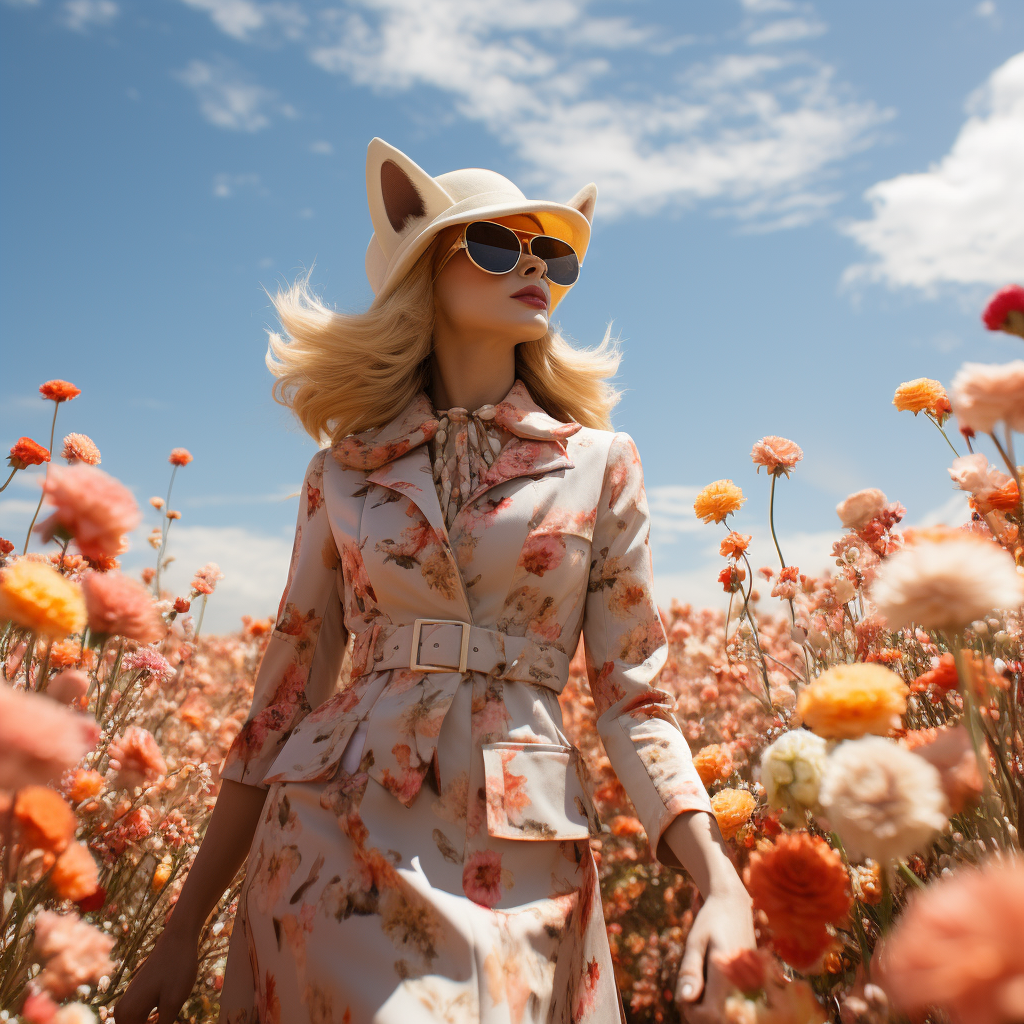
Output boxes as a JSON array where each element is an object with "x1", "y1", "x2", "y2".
[{"x1": 365, "y1": 138, "x2": 597, "y2": 312}]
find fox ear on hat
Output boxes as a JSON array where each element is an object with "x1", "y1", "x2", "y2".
[
  {"x1": 366, "y1": 138, "x2": 452, "y2": 261},
  {"x1": 566, "y1": 183, "x2": 597, "y2": 226}
]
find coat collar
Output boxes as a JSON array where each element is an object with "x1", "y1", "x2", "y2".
[{"x1": 332, "y1": 378, "x2": 581, "y2": 472}]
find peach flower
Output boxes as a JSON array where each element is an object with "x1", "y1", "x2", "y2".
[
  {"x1": 869, "y1": 537, "x2": 1024, "y2": 631},
  {"x1": 81, "y1": 570, "x2": 164, "y2": 642},
  {"x1": 60, "y1": 433, "x2": 100, "y2": 465},
  {"x1": 0, "y1": 686, "x2": 99, "y2": 790},
  {"x1": 950, "y1": 360, "x2": 1024, "y2": 434},
  {"x1": 191, "y1": 562, "x2": 224, "y2": 596},
  {"x1": 836, "y1": 488, "x2": 887, "y2": 530},
  {"x1": 48, "y1": 668, "x2": 89, "y2": 705},
  {"x1": 35, "y1": 464, "x2": 140, "y2": 561},
  {"x1": 0, "y1": 559, "x2": 86, "y2": 639},
  {"x1": 877, "y1": 857, "x2": 1024, "y2": 1024},
  {"x1": 32, "y1": 910, "x2": 116, "y2": 999},
  {"x1": 13, "y1": 786, "x2": 77, "y2": 854},
  {"x1": 692, "y1": 743, "x2": 734, "y2": 787},
  {"x1": 719, "y1": 532, "x2": 751, "y2": 559},
  {"x1": 902, "y1": 725, "x2": 983, "y2": 814},
  {"x1": 893, "y1": 378, "x2": 949, "y2": 416},
  {"x1": 750, "y1": 436, "x2": 803, "y2": 477},
  {"x1": 107, "y1": 725, "x2": 166, "y2": 789},
  {"x1": 797, "y1": 663, "x2": 907, "y2": 739},
  {"x1": 65, "y1": 768, "x2": 104, "y2": 803},
  {"x1": 50, "y1": 841, "x2": 100, "y2": 901},
  {"x1": 8, "y1": 437, "x2": 50, "y2": 469},
  {"x1": 694, "y1": 480, "x2": 746, "y2": 524},
  {"x1": 169, "y1": 447, "x2": 193, "y2": 466},
  {"x1": 711, "y1": 788, "x2": 757, "y2": 840}
]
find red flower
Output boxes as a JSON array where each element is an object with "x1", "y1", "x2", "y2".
[
  {"x1": 8, "y1": 437, "x2": 50, "y2": 469},
  {"x1": 719, "y1": 565, "x2": 746, "y2": 593},
  {"x1": 981, "y1": 284, "x2": 1024, "y2": 337},
  {"x1": 0, "y1": 537, "x2": 14, "y2": 556},
  {"x1": 169, "y1": 448, "x2": 193, "y2": 466},
  {"x1": 39, "y1": 380, "x2": 81, "y2": 402}
]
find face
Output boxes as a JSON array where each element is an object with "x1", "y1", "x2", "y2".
[{"x1": 432, "y1": 214, "x2": 555, "y2": 347}]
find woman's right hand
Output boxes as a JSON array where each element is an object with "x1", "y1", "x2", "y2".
[{"x1": 113, "y1": 924, "x2": 200, "y2": 1024}]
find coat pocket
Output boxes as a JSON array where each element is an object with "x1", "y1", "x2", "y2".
[{"x1": 481, "y1": 741, "x2": 601, "y2": 841}]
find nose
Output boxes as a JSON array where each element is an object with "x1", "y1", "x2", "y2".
[{"x1": 517, "y1": 250, "x2": 546, "y2": 278}]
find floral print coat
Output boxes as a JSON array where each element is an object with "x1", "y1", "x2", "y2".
[{"x1": 218, "y1": 380, "x2": 713, "y2": 1024}]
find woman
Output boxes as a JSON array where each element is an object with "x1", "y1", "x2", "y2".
[{"x1": 117, "y1": 138, "x2": 755, "y2": 1024}]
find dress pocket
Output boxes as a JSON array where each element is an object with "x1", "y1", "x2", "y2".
[{"x1": 481, "y1": 741, "x2": 601, "y2": 841}]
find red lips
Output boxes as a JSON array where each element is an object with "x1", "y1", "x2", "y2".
[{"x1": 511, "y1": 285, "x2": 548, "y2": 309}]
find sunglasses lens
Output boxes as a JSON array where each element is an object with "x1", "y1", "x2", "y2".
[
  {"x1": 530, "y1": 236, "x2": 580, "y2": 286},
  {"x1": 464, "y1": 222, "x2": 522, "y2": 274}
]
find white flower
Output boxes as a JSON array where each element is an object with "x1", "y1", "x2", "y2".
[
  {"x1": 759, "y1": 730, "x2": 828, "y2": 820},
  {"x1": 836, "y1": 488, "x2": 887, "y2": 530},
  {"x1": 870, "y1": 538, "x2": 1024, "y2": 631},
  {"x1": 819, "y1": 736, "x2": 949, "y2": 863}
]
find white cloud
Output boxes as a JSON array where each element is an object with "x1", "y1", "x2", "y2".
[
  {"x1": 176, "y1": 58, "x2": 293, "y2": 132},
  {"x1": 844, "y1": 50, "x2": 1024, "y2": 291},
  {"x1": 60, "y1": 0, "x2": 118, "y2": 31},
  {"x1": 212, "y1": 171, "x2": 266, "y2": 197},
  {"x1": 178, "y1": 0, "x2": 886, "y2": 228},
  {"x1": 309, "y1": 139, "x2": 333, "y2": 154},
  {"x1": 975, "y1": 1, "x2": 997, "y2": 20},
  {"x1": 179, "y1": 0, "x2": 306, "y2": 41}
]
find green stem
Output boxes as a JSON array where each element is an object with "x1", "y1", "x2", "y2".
[
  {"x1": 22, "y1": 403, "x2": 59, "y2": 554},
  {"x1": 768, "y1": 472, "x2": 786, "y2": 569},
  {"x1": 929, "y1": 415, "x2": 961, "y2": 457},
  {"x1": 153, "y1": 464, "x2": 179, "y2": 597},
  {"x1": 897, "y1": 860, "x2": 925, "y2": 889}
]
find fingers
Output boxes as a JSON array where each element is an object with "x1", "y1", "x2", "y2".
[{"x1": 676, "y1": 926, "x2": 708, "y2": 1007}]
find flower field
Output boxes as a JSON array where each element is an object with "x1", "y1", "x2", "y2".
[{"x1": 1, "y1": 285, "x2": 1023, "y2": 1024}]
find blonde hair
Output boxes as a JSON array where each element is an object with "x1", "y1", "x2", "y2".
[{"x1": 266, "y1": 236, "x2": 621, "y2": 446}]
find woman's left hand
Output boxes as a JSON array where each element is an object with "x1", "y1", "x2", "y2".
[{"x1": 674, "y1": 882, "x2": 757, "y2": 1023}]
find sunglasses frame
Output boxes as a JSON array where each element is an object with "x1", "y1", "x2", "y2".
[{"x1": 433, "y1": 220, "x2": 581, "y2": 287}]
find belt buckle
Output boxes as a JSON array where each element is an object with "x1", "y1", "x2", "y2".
[{"x1": 410, "y1": 618, "x2": 471, "y2": 674}]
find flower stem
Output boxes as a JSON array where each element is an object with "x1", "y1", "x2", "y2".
[
  {"x1": 0, "y1": 467, "x2": 16, "y2": 493},
  {"x1": 153, "y1": 464, "x2": 179, "y2": 597},
  {"x1": 928, "y1": 415, "x2": 961, "y2": 457},
  {"x1": 22, "y1": 403, "x2": 59, "y2": 554},
  {"x1": 896, "y1": 860, "x2": 925, "y2": 889},
  {"x1": 768, "y1": 473, "x2": 786, "y2": 569}
]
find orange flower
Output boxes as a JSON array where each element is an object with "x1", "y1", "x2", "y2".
[
  {"x1": 711, "y1": 788, "x2": 757, "y2": 840},
  {"x1": 152, "y1": 860, "x2": 173, "y2": 893},
  {"x1": 608, "y1": 815, "x2": 645, "y2": 837},
  {"x1": 50, "y1": 841, "x2": 100, "y2": 901},
  {"x1": 692, "y1": 744, "x2": 734, "y2": 787},
  {"x1": 694, "y1": 480, "x2": 746, "y2": 524},
  {"x1": 81, "y1": 570, "x2": 164, "y2": 643},
  {"x1": 970, "y1": 478, "x2": 1020, "y2": 514},
  {"x1": 61, "y1": 433, "x2": 101, "y2": 465},
  {"x1": 13, "y1": 786, "x2": 77, "y2": 854},
  {"x1": 166, "y1": 509, "x2": 182, "y2": 520},
  {"x1": 65, "y1": 768, "x2": 104, "y2": 803},
  {"x1": 750, "y1": 435, "x2": 803, "y2": 477},
  {"x1": 718, "y1": 565, "x2": 745, "y2": 593},
  {"x1": 8, "y1": 437, "x2": 50, "y2": 469},
  {"x1": 39, "y1": 379, "x2": 81, "y2": 402},
  {"x1": 48, "y1": 638, "x2": 83, "y2": 669},
  {"x1": 744, "y1": 832, "x2": 851, "y2": 968},
  {"x1": 0, "y1": 559, "x2": 87, "y2": 638},
  {"x1": 169, "y1": 448, "x2": 193, "y2": 467},
  {"x1": 796, "y1": 663, "x2": 908, "y2": 739},
  {"x1": 719, "y1": 531, "x2": 751, "y2": 559},
  {"x1": 893, "y1": 378, "x2": 949, "y2": 416}
]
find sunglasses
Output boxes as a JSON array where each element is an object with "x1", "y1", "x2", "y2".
[{"x1": 435, "y1": 220, "x2": 581, "y2": 288}]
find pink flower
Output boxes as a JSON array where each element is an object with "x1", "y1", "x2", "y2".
[
  {"x1": 982, "y1": 284, "x2": 1024, "y2": 337},
  {"x1": 877, "y1": 858, "x2": 1024, "y2": 1024},
  {"x1": 190, "y1": 562, "x2": 224, "y2": 596},
  {"x1": 81, "y1": 571, "x2": 164, "y2": 642},
  {"x1": 106, "y1": 725, "x2": 166, "y2": 789},
  {"x1": 34, "y1": 465, "x2": 140, "y2": 561},
  {"x1": 47, "y1": 669, "x2": 89, "y2": 705},
  {"x1": 0, "y1": 685, "x2": 99, "y2": 790},
  {"x1": 463, "y1": 848, "x2": 503, "y2": 907},
  {"x1": 518, "y1": 533, "x2": 566, "y2": 576},
  {"x1": 836, "y1": 488, "x2": 888, "y2": 530},
  {"x1": 751, "y1": 436, "x2": 804, "y2": 477},
  {"x1": 121, "y1": 646, "x2": 173, "y2": 682},
  {"x1": 32, "y1": 910, "x2": 116, "y2": 999},
  {"x1": 60, "y1": 434, "x2": 101, "y2": 465},
  {"x1": 950, "y1": 360, "x2": 1024, "y2": 434},
  {"x1": 169, "y1": 447, "x2": 193, "y2": 466}
]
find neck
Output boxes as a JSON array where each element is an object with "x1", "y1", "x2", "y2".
[{"x1": 429, "y1": 328, "x2": 517, "y2": 413}]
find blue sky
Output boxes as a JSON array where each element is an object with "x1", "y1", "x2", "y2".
[{"x1": 2, "y1": 0, "x2": 1022, "y2": 632}]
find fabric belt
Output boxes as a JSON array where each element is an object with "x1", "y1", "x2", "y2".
[{"x1": 352, "y1": 619, "x2": 571, "y2": 695}]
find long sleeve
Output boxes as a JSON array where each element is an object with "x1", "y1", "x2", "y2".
[
  {"x1": 582, "y1": 432, "x2": 712, "y2": 864},
  {"x1": 220, "y1": 448, "x2": 347, "y2": 789}
]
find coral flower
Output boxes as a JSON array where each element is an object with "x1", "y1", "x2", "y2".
[
  {"x1": 48, "y1": 668, "x2": 90, "y2": 705},
  {"x1": 876, "y1": 857, "x2": 1024, "y2": 1024},
  {"x1": 893, "y1": 378, "x2": 949, "y2": 416},
  {"x1": 910, "y1": 652, "x2": 960, "y2": 694},
  {"x1": 107, "y1": 725, "x2": 167, "y2": 789},
  {"x1": 34, "y1": 464, "x2": 140, "y2": 561},
  {"x1": 836, "y1": 488, "x2": 887, "y2": 530},
  {"x1": 8, "y1": 437, "x2": 51, "y2": 469},
  {"x1": 950, "y1": 360, "x2": 1024, "y2": 434},
  {"x1": 65, "y1": 768, "x2": 104, "y2": 803},
  {"x1": 981, "y1": 283, "x2": 1024, "y2": 338},
  {"x1": 711, "y1": 788, "x2": 757, "y2": 840},
  {"x1": 13, "y1": 786, "x2": 77, "y2": 854},
  {"x1": 50, "y1": 841, "x2": 100, "y2": 902},
  {"x1": 694, "y1": 480, "x2": 746, "y2": 524},
  {"x1": 796, "y1": 663, "x2": 908, "y2": 739},
  {"x1": 61, "y1": 433, "x2": 101, "y2": 465},
  {"x1": 750, "y1": 436, "x2": 803, "y2": 477},
  {"x1": 719, "y1": 532, "x2": 751, "y2": 559},
  {"x1": 81, "y1": 570, "x2": 164, "y2": 643},
  {"x1": 0, "y1": 559, "x2": 86, "y2": 638},
  {"x1": 718, "y1": 565, "x2": 745, "y2": 593},
  {"x1": 0, "y1": 686, "x2": 99, "y2": 790},
  {"x1": 39, "y1": 380, "x2": 81, "y2": 403},
  {"x1": 819, "y1": 736, "x2": 949, "y2": 864},
  {"x1": 32, "y1": 910, "x2": 116, "y2": 1000},
  {"x1": 191, "y1": 562, "x2": 224, "y2": 596},
  {"x1": 869, "y1": 537, "x2": 1024, "y2": 632},
  {"x1": 744, "y1": 832, "x2": 851, "y2": 959},
  {"x1": 693, "y1": 744, "x2": 734, "y2": 787},
  {"x1": 169, "y1": 447, "x2": 193, "y2": 466}
]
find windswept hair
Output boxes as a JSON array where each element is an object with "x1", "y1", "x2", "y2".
[{"x1": 266, "y1": 236, "x2": 621, "y2": 446}]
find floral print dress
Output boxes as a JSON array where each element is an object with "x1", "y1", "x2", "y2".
[{"x1": 217, "y1": 380, "x2": 713, "y2": 1024}]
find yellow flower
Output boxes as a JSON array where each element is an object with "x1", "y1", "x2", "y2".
[
  {"x1": 0, "y1": 559, "x2": 86, "y2": 638},
  {"x1": 797, "y1": 663, "x2": 908, "y2": 740},
  {"x1": 710, "y1": 788, "x2": 757, "y2": 840},
  {"x1": 693, "y1": 744, "x2": 734, "y2": 787},
  {"x1": 893, "y1": 378, "x2": 948, "y2": 415},
  {"x1": 694, "y1": 479, "x2": 746, "y2": 524}
]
